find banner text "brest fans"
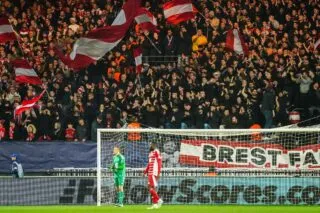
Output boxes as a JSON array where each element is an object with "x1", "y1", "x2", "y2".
[{"x1": 179, "y1": 140, "x2": 320, "y2": 169}]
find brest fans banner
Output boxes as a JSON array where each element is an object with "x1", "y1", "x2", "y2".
[{"x1": 179, "y1": 140, "x2": 320, "y2": 169}]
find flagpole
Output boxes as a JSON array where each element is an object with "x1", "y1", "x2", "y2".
[
  {"x1": 12, "y1": 29, "x2": 44, "y2": 88},
  {"x1": 40, "y1": 83, "x2": 50, "y2": 101},
  {"x1": 10, "y1": 21, "x2": 33, "y2": 74},
  {"x1": 137, "y1": 74, "x2": 143, "y2": 88},
  {"x1": 207, "y1": 0, "x2": 228, "y2": 16},
  {"x1": 145, "y1": 35, "x2": 162, "y2": 54},
  {"x1": 43, "y1": 87, "x2": 50, "y2": 97},
  {"x1": 8, "y1": 22, "x2": 27, "y2": 60},
  {"x1": 13, "y1": 29, "x2": 27, "y2": 60},
  {"x1": 194, "y1": 7, "x2": 209, "y2": 39},
  {"x1": 197, "y1": 11, "x2": 206, "y2": 20}
]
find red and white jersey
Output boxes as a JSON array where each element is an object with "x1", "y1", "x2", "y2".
[{"x1": 144, "y1": 149, "x2": 162, "y2": 176}]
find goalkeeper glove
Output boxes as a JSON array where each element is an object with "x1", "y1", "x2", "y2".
[{"x1": 109, "y1": 165, "x2": 115, "y2": 172}]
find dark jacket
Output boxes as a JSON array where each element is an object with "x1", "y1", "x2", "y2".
[
  {"x1": 195, "y1": 111, "x2": 206, "y2": 128},
  {"x1": 221, "y1": 115, "x2": 232, "y2": 128},
  {"x1": 238, "y1": 113, "x2": 249, "y2": 128},
  {"x1": 177, "y1": 32, "x2": 192, "y2": 55},
  {"x1": 38, "y1": 113, "x2": 52, "y2": 136},
  {"x1": 261, "y1": 89, "x2": 276, "y2": 111},
  {"x1": 206, "y1": 111, "x2": 222, "y2": 129},
  {"x1": 76, "y1": 124, "x2": 88, "y2": 141},
  {"x1": 309, "y1": 89, "x2": 320, "y2": 107},
  {"x1": 142, "y1": 109, "x2": 160, "y2": 128},
  {"x1": 182, "y1": 110, "x2": 194, "y2": 127},
  {"x1": 52, "y1": 128, "x2": 64, "y2": 141},
  {"x1": 91, "y1": 119, "x2": 104, "y2": 142},
  {"x1": 168, "y1": 109, "x2": 183, "y2": 128},
  {"x1": 162, "y1": 35, "x2": 177, "y2": 55}
]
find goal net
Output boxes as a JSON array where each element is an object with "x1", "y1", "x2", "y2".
[{"x1": 97, "y1": 129, "x2": 320, "y2": 206}]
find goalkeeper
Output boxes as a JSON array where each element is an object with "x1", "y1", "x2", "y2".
[{"x1": 109, "y1": 146, "x2": 126, "y2": 207}]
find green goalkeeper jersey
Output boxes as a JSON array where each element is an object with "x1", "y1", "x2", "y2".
[{"x1": 111, "y1": 154, "x2": 126, "y2": 177}]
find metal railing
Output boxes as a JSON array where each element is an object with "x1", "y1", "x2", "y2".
[{"x1": 142, "y1": 55, "x2": 189, "y2": 66}]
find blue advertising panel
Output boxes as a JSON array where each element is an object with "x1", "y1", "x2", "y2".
[
  {"x1": 0, "y1": 142, "x2": 97, "y2": 172},
  {"x1": 0, "y1": 141, "x2": 149, "y2": 173}
]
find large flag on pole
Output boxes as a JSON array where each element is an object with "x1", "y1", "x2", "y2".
[
  {"x1": 54, "y1": 0, "x2": 141, "y2": 70},
  {"x1": 0, "y1": 17, "x2": 17, "y2": 43},
  {"x1": 133, "y1": 47, "x2": 142, "y2": 74},
  {"x1": 12, "y1": 59, "x2": 42, "y2": 85},
  {"x1": 14, "y1": 90, "x2": 45, "y2": 116},
  {"x1": 225, "y1": 29, "x2": 249, "y2": 56},
  {"x1": 163, "y1": 0, "x2": 195, "y2": 25},
  {"x1": 135, "y1": 8, "x2": 158, "y2": 32}
]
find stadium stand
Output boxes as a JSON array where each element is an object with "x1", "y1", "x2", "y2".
[{"x1": 0, "y1": 0, "x2": 319, "y2": 142}]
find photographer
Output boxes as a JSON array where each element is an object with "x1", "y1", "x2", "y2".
[{"x1": 11, "y1": 154, "x2": 24, "y2": 178}]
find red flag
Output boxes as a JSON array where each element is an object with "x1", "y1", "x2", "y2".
[
  {"x1": 133, "y1": 47, "x2": 142, "y2": 74},
  {"x1": 225, "y1": 29, "x2": 249, "y2": 56},
  {"x1": 0, "y1": 17, "x2": 17, "y2": 43},
  {"x1": 135, "y1": 8, "x2": 159, "y2": 32},
  {"x1": 192, "y1": 5, "x2": 198, "y2": 14},
  {"x1": 163, "y1": 0, "x2": 195, "y2": 25},
  {"x1": 54, "y1": 0, "x2": 141, "y2": 70},
  {"x1": 14, "y1": 90, "x2": 45, "y2": 116},
  {"x1": 12, "y1": 59, "x2": 42, "y2": 85}
]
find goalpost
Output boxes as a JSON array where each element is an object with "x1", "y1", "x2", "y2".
[{"x1": 97, "y1": 128, "x2": 320, "y2": 206}]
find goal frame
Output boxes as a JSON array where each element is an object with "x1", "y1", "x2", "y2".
[{"x1": 96, "y1": 128, "x2": 320, "y2": 206}]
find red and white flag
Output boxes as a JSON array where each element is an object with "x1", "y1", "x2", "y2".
[
  {"x1": 14, "y1": 90, "x2": 45, "y2": 116},
  {"x1": 12, "y1": 59, "x2": 42, "y2": 85},
  {"x1": 0, "y1": 17, "x2": 17, "y2": 43},
  {"x1": 54, "y1": 0, "x2": 141, "y2": 70},
  {"x1": 192, "y1": 5, "x2": 198, "y2": 14},
  {"x1": 135, "y1": 8, "x2": 158, "y2": 32},
  {"x1": 163, "y1": 0, "x2": 195, "y2": 25},
  {"x1": 133, "y1": 47, "x2": 142, "y2": 74},
  {"x1": 315, "y1": 38, "x2": 320, "y2": 50},
  {"x1": 225, "y1": 29, "x2": 249, "y2": 56}
]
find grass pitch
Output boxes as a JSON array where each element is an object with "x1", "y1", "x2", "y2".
[{"x1": 0, "y1": 205, "x2": 319, "y2": 213}]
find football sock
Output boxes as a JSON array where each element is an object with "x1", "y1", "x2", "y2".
[
  {"x1": 149, "y1": 188, "x2": 159, "y2": 204},
  {"x1": 118, "y1": 191, "x2": 124, "y2": 204}
]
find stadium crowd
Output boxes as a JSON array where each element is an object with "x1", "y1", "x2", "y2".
[{"x1": 0, "y1": 0, "x2": 319, "y2": 142}]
